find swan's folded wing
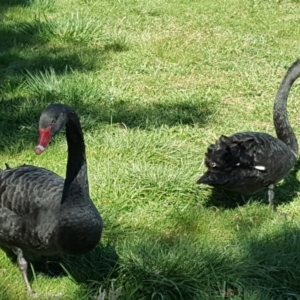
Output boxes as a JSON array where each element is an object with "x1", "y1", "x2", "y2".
[
  {"x1": 0, "y1": 166, "x2": 63, "y2": 253},
  {"x1": 197, "y1": 132, "x2": 296, "y2": 194}
]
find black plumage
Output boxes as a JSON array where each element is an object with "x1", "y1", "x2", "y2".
[
  {"x1": 0, "y1": 104, "x2": 103, "y2": 294},
  {"x1": 197, "y1": 59, "x2": 300, "y2": 207}
]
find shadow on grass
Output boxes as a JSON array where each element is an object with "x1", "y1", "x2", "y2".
[
  {"x1": 238, "y1": 224, "x2": 300, "y2": 298},
  {"x1": 0, "y1": 288, "x2": 12, "y2": 300},
  {"x1": 0, "y1": 0, "x2": 28, "y2": 11},
  {"x1": 95, "y1": 97, "x2": 213, "y2": 129},
  {"x1": 0, "y1": 21, "x2": 107, "y2": 84},
  {"x1": 60, "y1": 243, "x2": 119, "y2": 285},
  {"x1": 0, "y1": 93, "x2": 214, "y2": 154},
  {"x1": 91, "y1": 227, "x2": 300, "y2": 300},
  {"x1": 0, "y1": 97, "x2": 45, "y2": 153},
  {"x1": 0, "y1": 0, "x2": 126, "y2": 83},
  {"x1": 3, "y1": 0, "x2": 28, "y2": 5},
  {"x1": 0, "y1": 3, "x2": 215, "y2": 154},
  {"x1": 1, "y1": 242, "x2": 119, "y2": 294},
  {"x1": 65, "y1": 222, "x2": 300, "y2": 299},
  {"x1": 201, "y1": 159, "x2": 300, "y2": 210},
  {"x1": 0, "y1": 0, "x2": 130, "y2": 83}
]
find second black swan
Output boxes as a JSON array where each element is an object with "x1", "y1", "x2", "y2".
[
  {"x1": 197, "y1": 59, "x2": 300, "y2": 207},
  {"x1": 0, "y1": 104, "x2": 103, "y2": 294}
]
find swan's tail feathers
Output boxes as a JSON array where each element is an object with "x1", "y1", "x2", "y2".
[
  {"x1": 196, "y1": 170, "x2": 232, "y2": 188},
  {"x1": 197, "y1": 133, "x2": 268, "y2": 187},
  {"x1": 202, "y1": 135, "x2": 255, "y2": 172},
  {"x1": 197, "y1": 172, "x2": 214, "y2": 184}
]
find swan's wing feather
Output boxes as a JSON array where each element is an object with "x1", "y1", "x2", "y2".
[{"x1": 0, "y1": 165, "x2": 64, "y2": 253}]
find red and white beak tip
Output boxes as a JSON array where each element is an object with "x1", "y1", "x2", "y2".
[
  {"x1": 34, "y1": 126, "x2": 52, "y2": 155},
  {"x1": 34, "y1": 145, "x2": 45, "y2": 155}
]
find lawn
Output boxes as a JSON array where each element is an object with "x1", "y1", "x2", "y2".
[{"x1": 1, "y1": 0, "x2": 300, "y2": 299}]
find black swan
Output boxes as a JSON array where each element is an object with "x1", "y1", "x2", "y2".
[
  {"x1": 0, "y1": 104, "x2": 103, "y2": 294},
  {"x1": 197, "y1": 59, "x2": 300, "y2": 208}
]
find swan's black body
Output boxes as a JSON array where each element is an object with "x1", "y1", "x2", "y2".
[
  {"x1": 0, "y1": 104, "x2": 102, "y2": 293},
  {"x1": 197, "y1": 59, "x2": 300, "y2": 206}
]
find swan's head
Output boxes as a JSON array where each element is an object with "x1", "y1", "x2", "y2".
[{"x1": 35, "y1": 104, "x2": 69, "y2": 155}]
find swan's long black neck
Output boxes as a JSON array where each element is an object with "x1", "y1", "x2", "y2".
[
  {"x1": 273, "y1": 60, "x2": 300, "y2": 156},
  {"x1": 61, "y1": 112, "x2": 89, "y2": 203}
]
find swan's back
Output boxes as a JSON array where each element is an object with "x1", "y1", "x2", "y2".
[
  {"x1": 0, "y1": 165, "x2": 64, "y2": 254},
  {"x1": 198, "y1": 132, "x2": 297, "y2": 194}
]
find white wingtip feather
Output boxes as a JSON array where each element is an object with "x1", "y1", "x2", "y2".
[{"x1": 254, "y1": 165, "x2": 266, "y2": 171}]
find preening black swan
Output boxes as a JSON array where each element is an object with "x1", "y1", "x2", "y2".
[
  {"x1": 197, "y1": 59, "x2": 300, "y2": 207},
  {"x1": 0, "y1": 104, "x2": 103, "y2": 294}
]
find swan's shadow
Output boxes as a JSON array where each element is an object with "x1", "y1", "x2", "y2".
[
  {"x1": 1, "y1": 242, "x2": 118, "y2": 288},
  {"x1": 203, "y1": 159, "x2": 300, "y2": 209},
  {"x1": 59, "y1": 243, "x2": 119, "y2": 284}
]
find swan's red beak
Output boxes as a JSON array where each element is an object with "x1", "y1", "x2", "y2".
[{"x1": 35, "y1": 127, "x2": 52, "y2": 155}]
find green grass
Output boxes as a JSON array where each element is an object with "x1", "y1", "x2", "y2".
[{"x1": 1, "y1": 0, "x2": 300, "y2": 299}]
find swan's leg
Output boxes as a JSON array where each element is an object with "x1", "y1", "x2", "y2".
[
  {"x1": 268, "y1": 184, "x2": 275, "y2": 209},
  {"x1": 12, "y1": 247, "x2": 36, "y2": 295},
  {"x1": 241, "y1": 195, "x2": 246, "y2": 202}
]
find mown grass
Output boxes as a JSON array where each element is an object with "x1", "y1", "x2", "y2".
[{"x1": 1, "y1": 0, "x2": 300, "y2": 299}]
